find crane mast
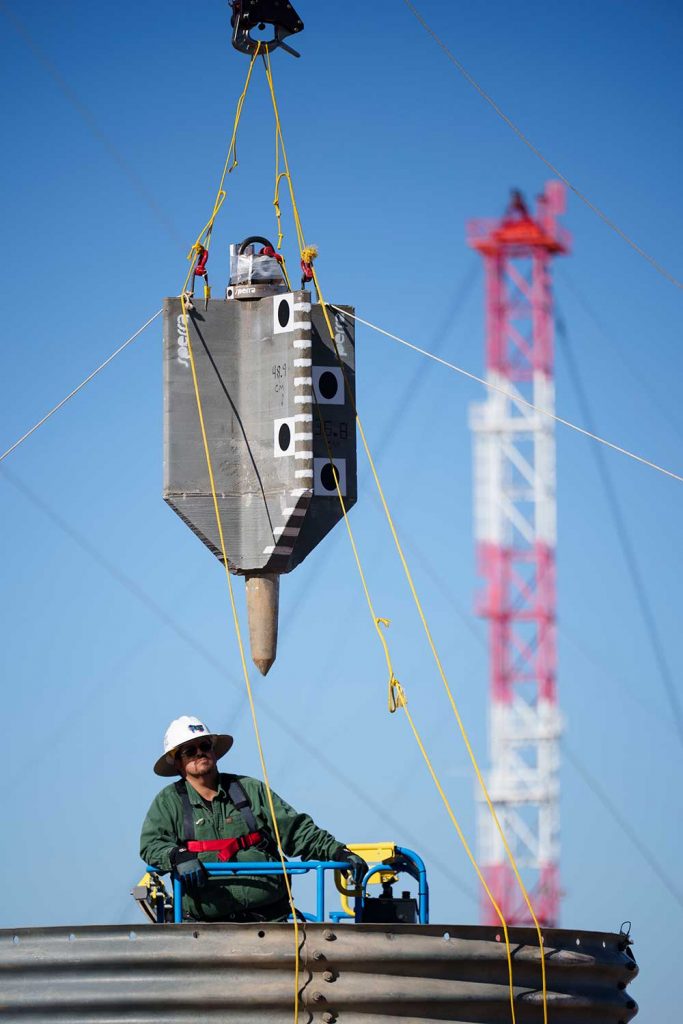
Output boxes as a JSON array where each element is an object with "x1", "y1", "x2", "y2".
[{"x1": 468, "y1": 182, "x2": 569, "y2": 926}]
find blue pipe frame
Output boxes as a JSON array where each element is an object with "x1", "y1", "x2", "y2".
[{"x1": 149, "y1": 846, "x2": 429, "y2": 925}]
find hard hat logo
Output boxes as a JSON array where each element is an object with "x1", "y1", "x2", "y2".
[{"x1": 154, "y1": 717, "x2": 234, "y2": 777}]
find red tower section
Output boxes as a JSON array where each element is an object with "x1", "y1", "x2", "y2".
[{"x1": 468, "y1": 183, "x2": 569, "y2": 926}]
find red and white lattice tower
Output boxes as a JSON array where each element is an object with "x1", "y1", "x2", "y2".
[{"x1": 467, "y1": 183, "x2": 570, "y2": 926}]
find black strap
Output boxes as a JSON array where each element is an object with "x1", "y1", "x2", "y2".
[
  {"x1": 229, "y1": 777, "x2": 279, "y2": 857},
  {"x1": 175, "y1": 779, "x2": 195, "y2": 843},
  {"x1": 228, "y1": 777, "x2": 259, "y2": 833}
]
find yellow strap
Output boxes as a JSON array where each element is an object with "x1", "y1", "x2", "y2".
[
  {"x1": 304, "y1": 394, "x2": 518, "y2": 1020},
  {"x1": 399, "y1": 687, "x2": 518, "y2": 1024},
  {"x1": 262, "y1": 49, "x2": 551, "y2": 1024},
  {"x1": 262, "y1": 49, "x2": 519, "y2": 1021},
  {"x1": 180, "y1": 295, "x2": 301, "y2": 1022},
  {"x1": 177, "y1": 45, "x2": 301, "y2": 1024},
  {"x1": 181, "y1": 44, "x2": 260, "y2": 295},
  {"x1": 312, "y1": 279, "x2": 550, "y2": 1015},
  {"x1": 271, "y1": 128, "x2": 292, "y2": 287}
]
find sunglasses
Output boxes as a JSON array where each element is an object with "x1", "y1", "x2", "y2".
[{"x1": 176, "y1": 739, "x2": 213, "y2": 760}]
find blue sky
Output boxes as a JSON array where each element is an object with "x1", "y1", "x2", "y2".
[{"x1": 1, "y1": 0, "x2": 682, "y2": 1016}]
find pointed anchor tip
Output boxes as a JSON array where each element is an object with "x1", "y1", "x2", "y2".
[{"x1": 245, "y1": 572, "x2": 279, "y2": 679}]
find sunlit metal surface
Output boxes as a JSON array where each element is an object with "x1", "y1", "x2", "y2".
[{"x1": 0, "y1": 922, "x2": 638, "y2": 1022}]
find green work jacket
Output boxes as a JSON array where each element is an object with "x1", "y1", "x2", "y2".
[{"x1": 140, "y1": 773, "x2": 343, "y2": 921}]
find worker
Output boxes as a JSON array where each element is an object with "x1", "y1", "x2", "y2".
[{"x1": 140, "y1": 716, "x2": 367, "y2": 922}]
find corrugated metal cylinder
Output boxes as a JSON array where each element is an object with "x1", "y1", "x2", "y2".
[{"x1": 0, "y1": 922, "x2": 638, "y2": 1022}]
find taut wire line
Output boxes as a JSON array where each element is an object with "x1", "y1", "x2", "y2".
[
  {"x1": 402, "y1": 0, "x2": 683, "y2": 293},
  {"x1": 0, "y1": 309, "x2": 162, "y2": 465},
  {"x1": 564, "y1": 740, "x2": 683, "y2": 910},
  {"x1": 0, "y1": 3, "x2": 184, "y2": 245},
  {"x1": 331, "y1": 305, "x2": 683, "y2": 485},
  {"x1": 556, "y1": 313, "x2": 683, "y2": 750}
]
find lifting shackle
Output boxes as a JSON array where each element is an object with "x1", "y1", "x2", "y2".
[
  {"x1": 237, "y1": 235, "x2": 282, "y2": 258},
  {"x1": 190, "y1": 244, "x2": 211, "y2": 310}
]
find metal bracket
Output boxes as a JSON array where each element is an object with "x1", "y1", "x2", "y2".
[{"x1": 230, "y1": 1, "x2": 304, "y2": 58}]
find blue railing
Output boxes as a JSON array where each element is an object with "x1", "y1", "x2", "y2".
[
  {"x1": 172, "y1": 860, "x2": 348, "y2": 925},
  {"x1": 396, "y1": 846, "x2": 429, "y2": 923},
  {"x1": 329, "y1": 847, "x2": 429, "y2": 925},
  {"x1": 148, "y1": 846, "x2": 428, "y2": 925}
]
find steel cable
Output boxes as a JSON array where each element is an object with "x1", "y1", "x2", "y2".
[
  {"x1": 332, "y1": 305, "x2": 683, "y2": 484},
  {"x1": 564, "y1": 741, "x2": 683, "y2": 910},
  {"x1": 556, "y1": 311, "x2": 683, "y2": 751},
  {"x1": 402, "y1": 0, "x2": 683, "y2": 292},
  {"x1": 0, "y1": 310, "x2": 162, "y2": 465}
]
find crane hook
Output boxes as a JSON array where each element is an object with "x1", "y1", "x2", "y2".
[{"x1": 230, "y1": 1, "x2": 304, "y2": 58}]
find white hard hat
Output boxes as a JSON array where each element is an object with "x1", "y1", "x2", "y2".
[{"x1": 153, "y1": 715, "x2": 233, "y2": 777}]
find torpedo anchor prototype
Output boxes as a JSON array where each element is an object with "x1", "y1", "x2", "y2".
[{"x1": 163, "y1": 239, "x2": 356, "y2": 674}]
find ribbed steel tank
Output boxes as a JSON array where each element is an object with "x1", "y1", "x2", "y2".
[{"x1": 0, "y1": 921, "x2": 638, "y2": 1022}]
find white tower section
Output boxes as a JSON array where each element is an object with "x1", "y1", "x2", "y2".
[{"x1": 468, "y1": 184, "x2": 568, "y2": 925}]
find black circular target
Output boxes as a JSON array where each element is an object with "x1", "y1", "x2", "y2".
[
  {"x1": 278, "y1": 423, "x2": 291, "y2": 452},
  {"x1": 318, "y1": 370, "x2": 339, "y2": 400},
  {"x1": 320, "y1": 463, "x2": 340, "y2": 492},
  {"x1": 277, "y1": 299, "x2": 290, "y2": 328}
]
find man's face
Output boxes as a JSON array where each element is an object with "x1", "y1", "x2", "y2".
[{"x1": 175, "y1": 738, "x2": 217, "y2": 779}]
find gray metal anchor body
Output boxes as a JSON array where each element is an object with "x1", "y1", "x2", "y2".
[{"x1": 163, "y1": 290, "x2": 356, "y2": 673}]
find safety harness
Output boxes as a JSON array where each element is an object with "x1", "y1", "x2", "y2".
[{"x1": 174, "y1": 777, "x2": 275, "y2": 862}]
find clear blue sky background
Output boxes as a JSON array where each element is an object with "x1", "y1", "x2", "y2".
[{"x1": 1, "y1": 0, "x2": 681, "y2": 1018}]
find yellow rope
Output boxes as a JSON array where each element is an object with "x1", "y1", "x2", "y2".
[
  {"x1": 306, "y1": 386, "x2": 518, "y2": 1022},
  {"x1": 308, "y1": 289, "x2": 550, "y2": 1016},
  {"x1": 262, "y1": 51, "x2": 306, "y2": 255},
  {"x1": 388, "y1": 674, "x2": 518, "y2": 1024},
  {"x1": 180, "y1": 296, "x2": 302, "y2": 1022},
  {"x1": 303, "y1": 354, "x2": 518, "y2": 1016},
  {"x1": 271, "y1": 119, "x2": 293, "y2": 288},
  {"x1": 262, "y1": 47, "x2": 550, "y2": 1022},
  {"x1": 177, "y1": 50, "x2": 301, "y2": 1022},
  {"x1": 273, "y1": 113, "x2": 284, "y2": 250},
  {"x1": 175, "y1": 38, "x2": 544, "y2": 1024},
  {"x1": 272, "y1": 152, "x2": 292, "y2": 288},
  {"x1": 181, "y1": 45, "x2": 261, "y2": 296}
]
